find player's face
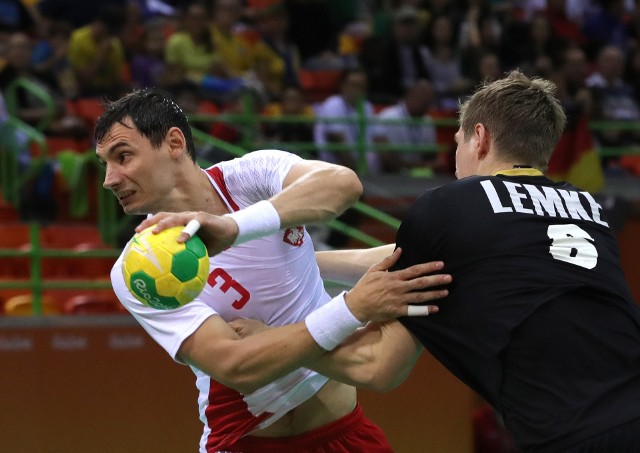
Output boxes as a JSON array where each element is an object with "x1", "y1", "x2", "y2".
[
  {"x1": 454, "y1": 127, "x2": 477, "y2": 179},
  {"x1": 96, "y1": 119, "x2": 176, "y2": 215}
]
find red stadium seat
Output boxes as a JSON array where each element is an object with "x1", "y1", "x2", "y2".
[
  {"x1": 64, "y1": 293, "x2": 122, "y2": 315},
  {"x1": 0, "y1": 223, "x2": 31, "y2": 278},
  {"x1": 40, "y1": 224, "x2": 109, "y2": 279},
  {"x1": 66, "y1": 97, "x2": 105, "y2": 131},
  {"x1": 299, "y1": 69, "x2": 343, "y2": 103}
]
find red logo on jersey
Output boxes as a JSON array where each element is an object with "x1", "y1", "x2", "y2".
[{"x1": 283, "y1": 227, "x2": 304, "y2": 247}]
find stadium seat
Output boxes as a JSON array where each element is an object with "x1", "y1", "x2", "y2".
[
  {"x1": 63, "y1": 293, "x2": 122, "y2": 315},
  {"x1": 66, "y1": 97, "x2": 105, "y2": 131},
  {"x1": 299, "y1": 69, "x2": 343, "y2": 103},
  {"x1": 45, "y1": 136, "x2": 93, "y2": 156},
  {"x1": 71, "y1": 242, "x2": 117, "y2": 279},
  {"x1": 3, "y1": 294, "x2": 61, "y2": 316},
  {"x1": 39, "y1": 225, "x2": 116, "y2": 280},
  {"x1": 0, "y1": 196, "x2": 19, "y2": 221},
  {"x1": 0, "y1": 223, "x2": 31, "y2": 278}
]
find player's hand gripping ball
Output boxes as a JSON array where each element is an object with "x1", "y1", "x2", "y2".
[{"x1": 122, "y1": 226, "x2": 209, "y2": 310}]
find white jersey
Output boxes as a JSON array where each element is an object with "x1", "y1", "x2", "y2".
[{"x1": 111, "y1": 150, "x2": 331, "y2": 452}]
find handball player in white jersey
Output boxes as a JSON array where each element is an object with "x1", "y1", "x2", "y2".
[{"x1": 95, "y1": 88, "x2": 449, "y2": 452}]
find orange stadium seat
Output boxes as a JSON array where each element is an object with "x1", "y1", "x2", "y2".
[{"x1": 3, "y1": 294, "x2": 62, "y2": 316}]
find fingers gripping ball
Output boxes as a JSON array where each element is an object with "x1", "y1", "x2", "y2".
[{"x1": 122, "y1": 226, "x2": 209, "y2": 310}]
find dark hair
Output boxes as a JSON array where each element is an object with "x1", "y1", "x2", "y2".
[{"x1": 94, "y1": 88, "x2": 197, "y2": 162}]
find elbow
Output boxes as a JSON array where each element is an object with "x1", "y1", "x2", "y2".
[
  {"x1": 211, "y1": 361, "x2": 267, "y2": 394},
  {"x1": 359, "y1": 367, "x2": 402, "y2": 393},
  {"x1": 331, "y1": 167, "x2": 363, "y2": 211}
]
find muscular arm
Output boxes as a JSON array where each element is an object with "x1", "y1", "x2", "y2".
[
  {"x1": 230, "y1": 318, "x2": 423, "y2": 392},
  {"x1": 316, "y1": 244, "x2": 397, "y2": 286},
  {"x1": 312, "y1": 321, "x2": 423, "y2": 391},
  {"x1": 178, "y1": 251, "x2": 446, "y2": 394},
  {"x1": 137, "y1": 158, "x2": 362, "y2": 254},
  {"x1": 178, "y1": 315, "x2": 326, "y2": 394},
  {"x1": 272, "y1": 159, "x2": 362, "y2": 227}
]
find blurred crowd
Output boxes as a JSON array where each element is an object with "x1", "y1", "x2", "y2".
[{"x1": 2, "y1": 0, "x2": 640, "y2": 177}]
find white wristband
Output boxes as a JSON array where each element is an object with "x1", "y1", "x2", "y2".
[
  {"x1": 305, "y1": 291, "x2": 365, "y2": 351},
  {"x1": 225, "y1": 200, "x2": 281, "y2": 245}
]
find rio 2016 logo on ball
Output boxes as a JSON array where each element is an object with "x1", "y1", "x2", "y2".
[{"x1": 122, "y1": 226, "x2": 209, "y2": 310}]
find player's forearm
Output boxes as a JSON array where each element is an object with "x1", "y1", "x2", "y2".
[
  {"x1": 316, "y1": 244, "x2": 396, "y2": 286},
  {"x1": 308, "y1": 321, "x2": 423, "y2": 391},
  {"x1": 271, "y1": 163, "x2": 363, "y2": 227},
  {"x1": 180, "y1": 316, "x2": 327, "y2": 394}
]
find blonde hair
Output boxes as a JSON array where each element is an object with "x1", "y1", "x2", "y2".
[{"x1": 458, "y1": 70, "x2": 567, "y2": 170}]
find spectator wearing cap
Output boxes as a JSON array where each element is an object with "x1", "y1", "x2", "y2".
[{"x1": 67, "y1": 3, "x2": 128, "y2": 97}]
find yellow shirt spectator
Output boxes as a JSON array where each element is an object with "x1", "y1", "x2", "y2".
[
  {"x1": 165, "y1": 32, "x2": 220, "y2": 83},
  {"x1": 211, "y1": 25, "x2": 253, "y2": 77},
  {"x1": 68, "y1": 25, "x2": 125, "y2": 93}
]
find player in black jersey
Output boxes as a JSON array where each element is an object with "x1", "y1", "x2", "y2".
[
  {"x1": 393, "y1": 70, "x2": 640, "y2": 452},
  {"x1": 396, "y1": 70, "x2": 640, "y2": 451},
  {"x1": 232, "y1": 70, "x2": 640, "y2": 452},
  {"x1": 304, "y1": 70, "x2": 640, "y2": 452}
]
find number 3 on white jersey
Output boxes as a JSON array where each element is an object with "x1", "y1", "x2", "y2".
[{"x1": 547, "y1": 224, "x2": 598, "y2": 269}]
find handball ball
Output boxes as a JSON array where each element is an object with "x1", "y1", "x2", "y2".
[{"x1": 122, "y1": 226, "x2": 209, "y2": 310}]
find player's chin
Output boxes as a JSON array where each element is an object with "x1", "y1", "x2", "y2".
[{"x1": 121, "y1": 202, "x2": 145, "y2": 216}]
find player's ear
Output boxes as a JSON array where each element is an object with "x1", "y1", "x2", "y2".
[
  {"x1": 475, "y1": 123, "x2": 491, "y2": 160},
  {"x1": 166, "y1": 127, "x2": 187, "y2": 159}
]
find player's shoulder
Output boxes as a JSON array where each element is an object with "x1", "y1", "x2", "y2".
[{"x1": 419, "y1": 175, "x2": 486, "y2": 199}]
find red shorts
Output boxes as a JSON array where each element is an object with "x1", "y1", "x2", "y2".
[{"x1": 216, "y1": 404, "x2": 394, "y2": 452}]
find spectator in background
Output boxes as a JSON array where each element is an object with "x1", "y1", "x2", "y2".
[
  {"x1": 313, "y1": 67, "x2": 377, "y2": 248},
  {"x1": 372, "y1": 79, "x2": 439, "y2": 174},
  {"x1": 361, "y1": 5, "x2": 432, "y2": 103},
  {"x1": 459, "y1": 0, "x2": 502, "y2": 83},
  {"x1": 285, "y1": 0, "x2": 341, "y2": 68},
  {"x1": 130, "y1": 18, "x2": 174, "y2": 89},
  {"x1": 555, "y1": 46, "x2": 593, "y2": 117},
  {"x1": 422, "y1": 13, "x2": 473, "y2": 110},
  {"x1": 500, "y1": 11, "x2": 567, "y2": 78},
  {"x1": 0, "y1": 31, "x2": 86, "y2": 138},
  {"x1": 543, "y1": 0, "x2": 586, "y2": 48},
  {"x1": 67, "y1": 3, "x2": 128, "y2": 98},
  {"x1": 252, "y1": 3, "x2": 301, "y2": 102},
  {"x1": 263, "y1": 84, "x2": 315, "y2": 155},
  {"x1": 547, "y1": 46, "x2": 604, "y2": 193},
  {"x1": 210, "y1": 0, "x2": 254, "y2": 79},
  {"x1": 31, "y1": 19, "x2": 78, "y2": 99},
  {"x1": 210, "y1": 87, "x2": 266, "y2": 156},
  {"x1": 313, "y1": 67, "x2": 379, "y2": 173},
  {"x1": 165, "y1": 2, "x2": 242, "y2": 102},
  {"x1": 586, "y1": 44, "x2": 640, "y2": 156},
  {"x1": 468, "y1": 51, "x2": 503, "y2": 88},
  {"x1": 582, "y1": 0, "x2": 630, "y2": 59}
]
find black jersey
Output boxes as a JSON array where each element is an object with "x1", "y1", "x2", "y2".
[{"x1": 395, "y1": 173, "x2": 640, "y2": 452}]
